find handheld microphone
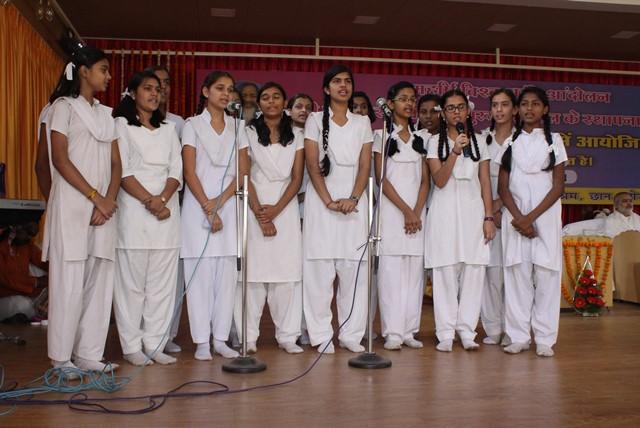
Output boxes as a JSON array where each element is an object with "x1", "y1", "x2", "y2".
[
  {"x1": 375, "y1": 97, "x2": 392, "y2": 119},
  {"x1": 455, "y1": 122, "x2": 471, "y2": 158},
  {"x1": 226, "y1": 101, "x2": 242, "y2": 114}
]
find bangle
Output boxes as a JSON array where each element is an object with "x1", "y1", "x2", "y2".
[
  {"x1": 484, "y1": 216, "x2": 494, "y2": 222},
  {"x1": 349, "y1": 195, "x2": 359, "y2": 204},
  {"x1": 86, "y1": 189, "x2": 97, "y2": 200},
  {"x1": 452, "y1": 148, "x2": 462, "y2": 156}
]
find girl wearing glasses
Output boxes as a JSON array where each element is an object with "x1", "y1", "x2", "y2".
[
  {"x1": 424, "y1": 89, "x2": 495, "y2": 352},
  {"x1": 374, "y1": 82, "x2": 430, "y2": 351},
  {"x1": 497, "y1": 86, "x2": 566, "y2": 357}
]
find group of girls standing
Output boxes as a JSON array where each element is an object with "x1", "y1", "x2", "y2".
[{"x1": 38, "y1": 44, "x2": 566, "y2": 373}]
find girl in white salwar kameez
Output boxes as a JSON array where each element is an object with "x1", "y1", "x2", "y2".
[
  {"x1": 43, "y1": 45, "x2": 121, "y2": 374},
  {"x1": 497, "y1": 86, "x2": 567, "y2": 357},
  {"x1": 373, "y1": 81, "x2": 430, "y2": 351},
  {"x1": 181, "y1": 71, "x2": 240, "y2": 361},
  {"x1": 303, "y1": 64, "x2": 373, "y2": 353},
  {"x1": 424, "y1": 89, "x2": 496, "y2": 352},
  {"x1": 112, "y1": 71, "x2": 182, "y2": 366},
  {"x1": 236, "y1": 82, "x2": 305, "y2": 354},
  {"x1": 479, "y1": 88, "x2": 517, "y2": 347}
]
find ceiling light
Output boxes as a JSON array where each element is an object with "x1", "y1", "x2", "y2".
[
  {"x1": 611, "y1": 30, "x2": 640, "y2": 38},
  {"x1": 353, "y1": 16, "x2": 380, "y2": 25},
  {"x1": 487, "y1": 23, "x2": 516, "y2": 32},
  {"x1": 210, "y1": 8, "x2": 236, "y2": 18}
]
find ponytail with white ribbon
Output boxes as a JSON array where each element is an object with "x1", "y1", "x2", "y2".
[{"x1": 64, "y1": 62, "x2": 75, "y2": 81}]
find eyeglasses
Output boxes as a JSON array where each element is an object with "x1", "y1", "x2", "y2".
[
  {"x1": 443, "y1": 103, "x2": 468, "y2": 113},
  {"x1": 393, "y1": 96, "x2": 417, "y2": 104}
]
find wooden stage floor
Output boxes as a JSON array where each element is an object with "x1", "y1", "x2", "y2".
[{"x1": 1, "y1": 302, "x2": 639, "y2": 427}]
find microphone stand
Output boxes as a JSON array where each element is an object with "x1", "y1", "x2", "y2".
[
  {"x1": 348, "y1": 114, "x2": 392, "y2": 369},
  {"x1": 223, "y1": 108, "x2": 266, "y2": 374}
]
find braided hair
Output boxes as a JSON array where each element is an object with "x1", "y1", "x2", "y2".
[
  {"x1": 319, "y1": 64, "x2": 354, "y2": 177},
  {"x1": 437, "y1": 89, "x2": 481, "y2": 162},
  {"x1": 385, "y1": 81, "x2": 427, "y2": 157},
  {"x1": 486, "y1": 88, "x2": 517, "y2": 145},
  {"x1": 197, "y1": 71, "x2": 234, "y2": 115},
  {"x1": 500, "y1": 86, "x2": 555, "y2": 173},
  {"x1": 249, "y1": 81, "x2": 294, "y2": 147}
]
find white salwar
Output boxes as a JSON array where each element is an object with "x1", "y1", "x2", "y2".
[
  {"x1": 496, "y1": 129, "x2": 567, "y2": 347},
  {"x1": 181, "y1": 111, "x2": 240, "y2": 344},
  {"x1": 424, "y1": 134, "x2": 491, "y2": 343},
  {"x1": 113, "y1": 119, "x2": 182, "y2": 355},
  {"x1": 233, "y1": 126, "x2": 304, "y2": 345},
  {"x1": 373, "y1": 126, "x2": 429, "y2": 341},
  {"x1": 302, "y1": 109, "x2": 373, "y2": 346},
  {"x1": 43, "y1": 96, "x2": 116, "y2": 363}
]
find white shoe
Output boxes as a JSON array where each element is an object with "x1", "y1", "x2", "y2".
[
  {"x1": 147, "y1": 350, "x2": 177, "y2": 365},
  {"x1": 51, "y1": 360, "x2": 81, "y2": 380},
  {"x1": 279, "y1": 342, "x2": 304, "y2": 354},
  {"x1": 317, "y1": 340, "x2": 335, "y2": 354},
  {"x1": 403, "y1": 337, "x2": 424, "y2": 349},
  {"x1": 124, "y1": 351, "x2": 154, "y2": 366},
  {"x1": 246, "y1": 341, "x2": 257, "y2": 354},
  {"x1": 501, "y1": 334, "x2": 512, "y2": 347},
  {"x1": 436, "y1": 340, "x2": 453, "y2": 352},
  {"x1": 74, "y1": 357, "x2": 120, "y2": 372},
  {"x1": 383, "y1": 338, "x2": 402, "y2": 350},
  {"x1": 504, "y1": 343, "x2": 530, "y2": 354},
  {"x1": 536, "y1": 344, "x2": 554, "y2": 357},
  {"x1": 194, "y1": 343, "x2": 213, "y2": 361},
  {"x1": 164, "y1": 341, "x2": 182, "y2": 353},
  {"x1": 483, "y1": 335, "x2": 501, "y2": 345},
  {"x1": 462, "y1": 339, "x2": 480, "y2": 351},
  {"x1": 339, "y1": 340, "x2": 365, "y2": 353},
  {"x1": 214, "y1": 340, "x2": 240, "y2": 359}
]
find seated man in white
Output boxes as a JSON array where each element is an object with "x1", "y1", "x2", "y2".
[
  {"x1": 562, "y1": 211, "x2": 608, "y2": 237},
  {"x1": 604, "y1": 191, "x2": 640, "y2": 238}
]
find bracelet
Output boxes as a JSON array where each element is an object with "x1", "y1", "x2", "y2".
[
  {"x1": 86, "y1": 189, "x2": 98, "y2": 200},
  {"x1": 452, "y1": 148, "x2": 462, "y2": 156},
  {"x1": 484, "y1": 216, "x2": 494, "y2": 222},
  {"x1": 349, "y1": 195, "x2": 359, "y2": 204}
]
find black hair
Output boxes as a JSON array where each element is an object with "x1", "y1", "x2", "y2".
[
  {"x1": 197, "y1": 71, "x2": 235, "y2": 114},
  {"x1": 112, "y1": 71, "x2": 166, "y2": 128},
  {"x1": 351, "y1": 91, "x2": 376, "y2": 123},
  {"x1": 249, "y1": 82, "x2": 294, "y2": 147},
  {"x1": 486, "y1": 88, "x2": 517, "y2": 145},
  {"x1": 437, "y1": 89, "x2": 481, "y2": 162},
  {"x1": 320, "y1": 64, "x2": 354, "y2": 176},
  {"x1": 384, "y1": 81, "x2": 427, "y2": 158},
  {"x1": 500, "y1": 86, "x2": 555, "y2": 173},
  {"x1": 417, "y1": 93, "x2": 442, "y2": 130},
  {"x1": 49, "y1": 43, "x2": 108, "y2": 103},
  {"x1": 286, "y1": 93, "x2": 314, "y2": 110}
]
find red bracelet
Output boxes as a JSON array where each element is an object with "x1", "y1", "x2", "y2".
[
  {"x1": 452, "y1": 148, "x2": 462, "y2": 156},
  {"x1": 484, "y1": 216, "x2": 494, "y2": 222}
]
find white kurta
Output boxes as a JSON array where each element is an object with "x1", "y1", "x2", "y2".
[
  {"x1": 424, "y1": 134, "x2": 491, "y2": 268},
  {"x1": 166, "y1": 111, "x2": 185, "y2": 139},
  {"x1": 496, "y1": 129, "x2": 568, "y2": 272},
  {"x1": 181, "y1": 111, "x2": 241, "y2": 258},
  {"x1": 373, "y1": 125, "x2": 429, "y2": 256},
  {"x1": 303, "y1": 109, "x2": 373, "y2": 260},
  {"x1": 244, "y1": 127, "x2": 303, "y2": 282},
  {"x1": 116, "y1": 119, "x2": 182, "y2": 249},
  {"x1": 43, "y1": 96, "x2": 117, "y2": 262},
  {"x1": 604, "y1": 211, "x2": 640, "y2": 238}
]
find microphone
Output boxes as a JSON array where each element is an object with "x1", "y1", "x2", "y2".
[
  {"x1": 375, "y1": 97, "x2": 392, "y2": 119},
  {"x1": 226, "y1": 101, "x2": 242, "y2": 113},
  {"x1": 455, "y1": 122, "x2": 471, "y2": 158}
]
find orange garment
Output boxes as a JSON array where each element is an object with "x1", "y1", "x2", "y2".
[{"x1": 0, "y1": 239, "x2": 47, "y2": 298}]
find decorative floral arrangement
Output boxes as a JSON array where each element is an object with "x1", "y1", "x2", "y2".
[
  {"x1": 561, "y1": 238, "x2": 612, "y2": 307},
  {"x1": 572, "y1": 256, "x2": 605, "y2": 316}
]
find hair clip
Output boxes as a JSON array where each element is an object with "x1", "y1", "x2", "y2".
[
  {"x1": 468, "y1": 100, "x2": 475, "y2": 112},
  {"x1": 64, "y1": 62, "x2": 75, "y2": 81},
  {"x1": 121, "y1": 89, "x2": 131, "y2": 99},
  {"x1": 433, "y1": 105, "x2": 442, "y2": 112}
]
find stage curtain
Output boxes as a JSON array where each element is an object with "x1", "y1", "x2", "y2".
[
  {"x1": 88, "y1": 38, "x2": 640, "y2": 120},
  {"x1": 0, "y1": 4, "x2": 63, "y2": 200}
]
